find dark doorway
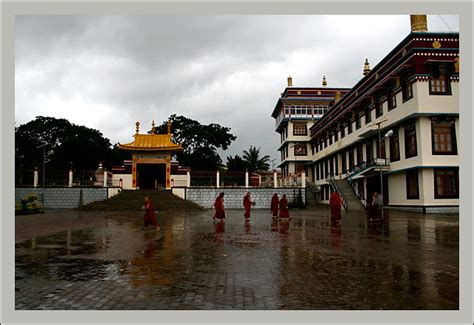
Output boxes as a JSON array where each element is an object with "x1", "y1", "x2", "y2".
[
  {"x1": 366, "y1": 174, "x2": 389, "y2": 205},
  {"x1": 137, "y1": 164, "x2": 166, "y2": 189}
]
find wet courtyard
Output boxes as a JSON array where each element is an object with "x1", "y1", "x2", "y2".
[{"x1": 15, "y1": 207, "x2": 459, "y2": 310}]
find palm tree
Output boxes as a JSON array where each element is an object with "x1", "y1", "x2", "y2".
[{"x1": 242, "y1": 146, "x2": 271, "y2": 172}]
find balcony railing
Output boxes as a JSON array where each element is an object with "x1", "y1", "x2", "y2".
[{"x1": 346, "y1": 158, "x2": 390, "y2": 180}]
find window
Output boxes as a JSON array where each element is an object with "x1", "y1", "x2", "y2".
[
  {"x1": 348, "y1": 149, "x2": 354, "y2": 171},
  {"x1": 357, "y1": 145, "x2": 363, "y2": 165},
  {"x1": 376, "y1": 139, "x2": 386, "y2": 159},
  {"x1": 406, "y1": 169, "x2": 419, "y2": 199},
  {"x1": 294, "y1": 143, "x2": 307, "y2": 156},
  {"x1": 347, "y1": 119, "x2": 353, "y2": 134},
  {"x1": 388, "y1": 90, "x2": 397, "y2": 111},
  {"x1": 389, "y1": 130, "x2": 400, "y2": 162},
  {"x1": 293, "y1": 123, "x2": 307, "y2": 136},
  {"x1": 329, "y1": 134, "x2": 333, "y2": 145},
  {"x1": 329, "y1": 157, "x2": 334, "y2": 175},
  {"x1": 432, "y1": 120, "x2": 457, "y2": 154},
  {"x1": 366, "y1": 141, "x2": 373, "y2": 162},
  {"x1": 365, "y1": 105, "x2": 372, "y2": 124},
  {"x1": 341, "y1": 152, "x2": 347, "y2": 174},
  {"x1": 356, "y1": 113, "x2": 361, "y2": 129},
  {"x1": 375, "y1": 97, "x2": 383, "y2": 118},
  {"x1": 434, "y1": 168, "x2": 459, "y2": 199},
  {"x1": 290, "y1": 109, "x2": 295, "y2": 115},
  {"x1": 341, "y1": 124, "x2": 345, "y2": 138},
  {"x1": 404, "y1": 124, "x2": 417, "y2": 158},
  {"x1": 402, "y1": 76, "x2": 413, "y2": 102},
  {"x1": 335, "y1": 156, "x2": 339, "y2": 175},
  {"x1": 296, "y1": 109, "x2": 302, "y2": 114},
  {"x1": 334, "y1": 129, "x2": 338, "y2": 142},
  {"x1": 429, "y1": 63, "x2": 451, "y2": 95},
  {"x1": 285, "y1": 109, "x2": 289, "y2": 115}
]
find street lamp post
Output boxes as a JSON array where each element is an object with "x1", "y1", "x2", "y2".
[
  {"x1": 36, "y1": 141, "x2": 49, "y2": 206},
  {"x1": 370, "y1": 119, "x2": 392, "y2": 222}
]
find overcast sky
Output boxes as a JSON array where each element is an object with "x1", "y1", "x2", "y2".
[{"x1": 15, "y1": 15, "x2": 459, "y2": 167}]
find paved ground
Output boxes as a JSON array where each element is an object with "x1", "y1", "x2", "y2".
[{"x1": 15, "y1": 206, "x2": 459, "y2": 310}]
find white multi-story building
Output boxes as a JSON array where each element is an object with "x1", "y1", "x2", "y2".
[
  {"x1": 308, "y1": 15, "x2": 459, "y2": 213},
  {"x1": 271, "y1": 76, "x2": 350, "y2": 180}
]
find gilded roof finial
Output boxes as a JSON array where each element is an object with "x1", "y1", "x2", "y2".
[
  {"x1": 167, "y1": 120, "x2": 172, "y2": 134},
  {"x1": 287, "y1": 76, "x2": 293, "y2": 87},
  {"x1": 135, "y1": 121, "x2": 140, "y2": 134},
  {"x1": 151, "y1": 120, "x2": 156, "y2": 133},
  {"x1": 363, "y1": 58, "x2": 371, "y2": 75},
  {"x1": 322, "y1": 75, "x2": 327, "y2": 87},
  {"x1": 410, "y1": 15, "x2": 428, "y2": 32}
]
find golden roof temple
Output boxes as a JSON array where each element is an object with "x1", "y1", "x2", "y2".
[{"x1": 119, "y1": 120, "x2": 182, "y2": 190}]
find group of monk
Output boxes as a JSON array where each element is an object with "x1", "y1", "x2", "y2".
[{"x1": 213, "y1": 192, "x2": 291, "y2": 221}]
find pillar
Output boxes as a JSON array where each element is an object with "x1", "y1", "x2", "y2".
[
  {"x1": 68, "y1": 168, "x2": 73, "y2": 187},
  {"x1": 216, "y1": 170, "x2": 220, "y2": 188},
  {"x1": 33, "y1": 167, "x2": 39, "y2": 187},
  {"x1": 103, "y1": 169, "x2": 107, "y2": 187},
  {"x1": 302, "y1": 171, "x2": 306, "y2": 188},
  {"x1": 245, "y1": 170, "x2": 249, "y2": 188},
  {"x1": 273, "y1": 171, "x2": 278, "y2": 188},
  {"x1": 186, "y1": 171, "x2": 191, "y2": 187}
]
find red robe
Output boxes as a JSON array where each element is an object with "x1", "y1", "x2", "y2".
[
  {"x1": 329, "y1": 192, "x2": 343, "y2": 221},
  {"x1": 143, "y1": 201, "x2": 159, "y2": 227},
  {"x1": 271, "y1": 194, "x2": 279, "y2": 217},
  {"x1": 214, "y1": 196, "x2": 225, "y2": 219},
  {"x1": 243, "y1": 195, "x2": 253, "y2": 218},
  {"x1": 279, "y1": 197, "x2": 289, "y2": 218}
]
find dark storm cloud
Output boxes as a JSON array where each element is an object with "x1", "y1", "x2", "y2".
[{"x1": 15, "y1": 15, "x2": 459, "y2": 164}]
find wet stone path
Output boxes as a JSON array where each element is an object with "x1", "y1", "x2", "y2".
[{"x1": 15, "y1": 207, "x2": 459, "y2": 310}]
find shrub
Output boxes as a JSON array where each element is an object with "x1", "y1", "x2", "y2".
[{"x1": 15, "y1": 194, "x2": 44, "y2": 215}]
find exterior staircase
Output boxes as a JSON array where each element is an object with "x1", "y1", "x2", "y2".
[
  {"x1": 333, "y1": 179, "x2": 366, "y2": 212},
  {"x1": 78, "y1": 189, "x2": 204, "y2": 212}
]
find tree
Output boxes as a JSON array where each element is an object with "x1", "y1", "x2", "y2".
[
  {"x1": 242, "y1": 146, "x2": 271, "y2": 172},
  {"x1": 15, "y1": 116, "x2": 114, "y2": 170},
  {"x1": 155, "y1": 114, "x2": 236, "y2": 170},
  {"x1": 226, "y1": 154, "x2": 247, "y2": 171}
]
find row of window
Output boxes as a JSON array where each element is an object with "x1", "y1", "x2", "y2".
[
  {"x1": 281, "y1": 143, "x2": 308, "y2": 161},
  {"x1": 312, "y1": 66, "x2": 453, "y2": 148},
  {"x1": 284, "y1": 105, "x2": 328, "y2": 116},
  {"x1": 313, "y1": 120, "x2": 457, "y2": 181},
  {"x1": 406, "y1": 168, "x2": 459, "y2": 199},
  {"x1": 313, "y1": 120, "x2": 457, "y2": 158}
]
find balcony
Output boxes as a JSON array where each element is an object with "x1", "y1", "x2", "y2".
[{"x1": 346, "y1": 158, "x2": 390, "y2": 180}]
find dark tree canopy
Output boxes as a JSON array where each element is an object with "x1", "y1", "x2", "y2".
[
  {"x1": 155, "y1": 114, "x2": 236, "y2": 170},
  {"x1": 15, "y1": 116, "x2": 115, "y2": 170},
  {"x1": 226, "y1": 154, "x2": 247, "y2": 171},
  {"x1": 242, "y1": 145, "x2": 271, "y2": 172}
]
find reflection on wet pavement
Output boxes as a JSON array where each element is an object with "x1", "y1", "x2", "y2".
[{"x1": 15, "y1": 207, "x2": 458, "y2": 310}]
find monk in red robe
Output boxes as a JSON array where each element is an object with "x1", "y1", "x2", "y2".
[
  {"x1": 143, "y1": 196, "x2": 160, "y2": 231},
  {"x1": 213, "y1": 192, "x2": 226, "y2": 221},
  {"x1": 271, "y1": 193, "x2": 279, "y2": 218},
  {"x1": 329, "y1": 191, "x2": 343, "y2": 223},
  {"x1": 243, "y1": 192, "x2": 255, "y2": 219},
  {"x1": 278, "y1": 194, "x2": 290, "y2": 218}
]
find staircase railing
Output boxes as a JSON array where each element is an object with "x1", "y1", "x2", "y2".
[
  {"x1": 347, "y1": 178, "x2": 368, "y2": 208},
  {"x1": 306, "y1": 181, "x2": 320, "y2": 204},
  {"x1": 325, "y1": 173, "x2": 348, "y2": 210}
]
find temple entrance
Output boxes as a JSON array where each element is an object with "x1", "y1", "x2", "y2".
[{"x1": 137, "y1": 163, "x2": 166, "y2": 189}]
